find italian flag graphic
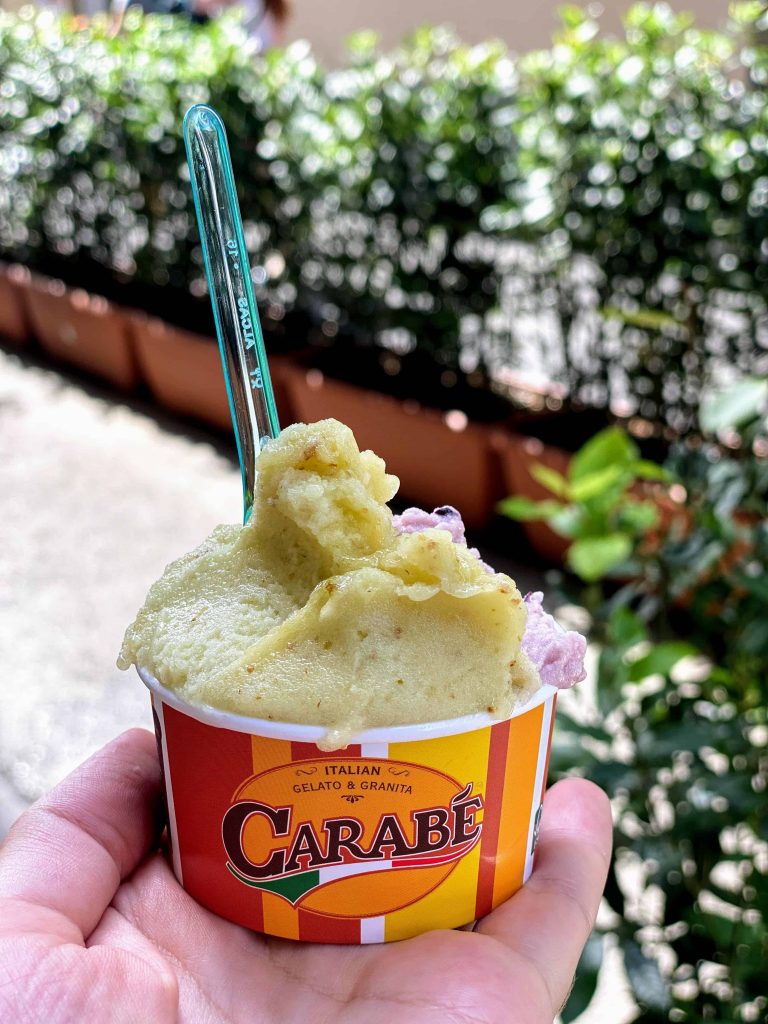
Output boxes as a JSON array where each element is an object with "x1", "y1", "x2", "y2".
[{"x1": 226, "y1": 835, "x2": 481, "y2": 906}]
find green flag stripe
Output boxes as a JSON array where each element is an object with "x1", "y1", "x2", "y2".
[{"x1": 227, "y1": 863, "x2": 320, "y2": 904}]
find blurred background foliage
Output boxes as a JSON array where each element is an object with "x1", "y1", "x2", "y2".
[
  {"x1": 3, "y1": 3, "x2": 768, "y2": 428},
  {"x1": 503, "y1": 380, "x2": 768, "y2": 1022}
]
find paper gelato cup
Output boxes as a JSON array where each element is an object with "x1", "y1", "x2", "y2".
[{"x1": 139, "y1": 667, "x2": 557, "y2": 944}]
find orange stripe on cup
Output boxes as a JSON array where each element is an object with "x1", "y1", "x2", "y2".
[{"x1": 261, "y1": 892, "x2": 300, "y2": 940}]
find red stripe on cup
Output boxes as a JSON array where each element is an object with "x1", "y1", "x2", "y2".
[
  {"x1": 298, "y1": 908, "x2": 361, "y2": 943},
  {"x1": 474, "y1": 718, "x2": 510, "y2": 920},
  {"x1": 161, "y1": 701, "x2": 265, "y2": 933}
]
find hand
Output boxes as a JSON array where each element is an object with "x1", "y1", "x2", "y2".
[{"x1": 0, "y1": 730, "x2": 611, "y2": 1023}]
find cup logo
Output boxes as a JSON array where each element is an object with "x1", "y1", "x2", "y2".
[{"x1": 222, "y1": 758, "x2": 484, "y2": 917}]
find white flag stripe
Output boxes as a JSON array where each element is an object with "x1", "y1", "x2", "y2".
[
  {"x1": 360, "y1": 742, "x2": 389, "y2": 759},
  {"x1": 360, "y1": 916, "x2": 386, "y2": 943},
  {"x1": 319, "y1": 859, "x2": 393, "y2": 884},
  {"x1": 154, "y1": 697, "x2": 184, "y2": 885},
  {"x1": 523, "y1": 695, "x2": 554, "y2": 883}
]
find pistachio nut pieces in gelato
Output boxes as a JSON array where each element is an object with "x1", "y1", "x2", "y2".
[{"x1": 119, "y1": 419, "x2": 585, "y2": 749}]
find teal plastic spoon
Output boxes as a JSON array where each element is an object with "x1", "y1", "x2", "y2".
[{"x1": 183, "y1": 104, "x2": 280, "y2": 523}]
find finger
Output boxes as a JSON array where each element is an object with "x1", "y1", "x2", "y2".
[
  {"x1": 0, "y1": 729, "x2": 163, "y2": 941},
  {"x1": 477, "y1": 778, "x2": 612, "y2": 1014}
]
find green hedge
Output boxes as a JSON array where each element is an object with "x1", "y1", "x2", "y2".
[
  {"x1": 0, "y1": 10, "x2": 313, "y2": 323},
  {"x1": 2, "y1": 4, "x2": 768, "y2": 429}
]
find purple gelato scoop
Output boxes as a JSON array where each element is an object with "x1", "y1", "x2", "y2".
[
  {"x1": 392, "y1": 507, "x2": 587, "y2": 690},
  {"x1": 522, "y1": 592, "x2": 587, "y2": 689},
  {"x1": 392, "y1": 506, "x2": 491, "y2": 570},
  {"x1": 393, "y1": 505, "x2": 467, "y2": 544}
]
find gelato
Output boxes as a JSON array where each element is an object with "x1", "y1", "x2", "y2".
[
  {"x1": 392, "y1": 509, "x2": 586, "y2": 690},
  {"x1": 119, "y1": 419, "x2": 585, "y2": 748},
  {"x1": 521, "y1": 591, "x2": 587, "y2": 689}
]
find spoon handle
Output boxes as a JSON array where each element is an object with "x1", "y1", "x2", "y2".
[{"x1": 183, "y1": 104, "x2": 280, "y2": 522}]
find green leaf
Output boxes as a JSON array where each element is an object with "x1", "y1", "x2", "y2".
[
  {"x1": 621, "y1": 939, "x2": 671, "y2": 1012},
  {"x1": 561, "y1": 933, "x2": 604, "y2": 1022},
  {"x1": 617, "y1": 500, "x2": 659, "y2": 532},
  {"x1": 345, "y1": 29, "x2": 379, "y2": 55},
  {"x1": 530, "y1": 463, "x2": 569, "y2": 498},
  {"x1": 626, "y1": 641, "x2": 698, "y2": 681},
  {"x1": 699, "y1": 377, "x2": 768, "y2": 434},
  {"x1": 568, "y1": 463, "x2": 627, "y2": 502},
  {"x1": 732, "y1": 570, "x2": 768, "y2": 602},
  {"x1": 731, "y1": 2, "x2": 765, "y2": 30},
  {"x1": 567, "y1": 533, "x2": 633, "y2": 581},
  {"x1": 607, "y1": 606, "x2": 647, "y2": 647},
  {"x1": 596, "y1": 633, "x2": 635, "y2": 714},
  {"x1": 686, "y1": 908, "x2": 736, "y2": 949},
  {"x1": 601, "y1": 305, "x2": 677, "y2": 330},
  {"x1": 635, "y1": 719, "x2": 723, "y2": 761},
  {"x1": 559, "y1": 4, "x2": 592, "y2": 30},
  {"x1": 569, "y1": 427, "x2": 638, "y2": 483},
  {"x1": 496, "y1": 496, "x2": 563, "y2": 521},
  {"x1": 632, "y1": 459, "x2": 671, "y2": 482},
  {"x1": 555, "y1": 717, "x2": 611, "y2": 741},
  {"x1": 548, "y1": 505, "x2": 585, "y2": 539}
]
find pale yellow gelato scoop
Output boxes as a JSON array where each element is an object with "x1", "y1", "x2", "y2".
[{"x1": 119, "y1": 419, "x2": 539, "y2": 748}]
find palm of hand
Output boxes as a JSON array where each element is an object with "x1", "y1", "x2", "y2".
[{"x1": 1, "y1": 732, "x2": 610, "y2": 1024}]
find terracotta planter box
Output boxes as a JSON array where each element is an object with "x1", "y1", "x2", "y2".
[
  {"x1": 494, "y1": 432, "x2": 571, "y2": 564},
  {"x1": 0, "y1": 263, "x2": 32, "y2": 347},
  {"x1": 286, "y1": 368, "x2": 502, "y2": 528},
  {"x1": 22, "y1": 276, "x2": 137, "y2": 389},
  {"x1": 130, "y1": 314, "x2": 295, "y2": 431}
]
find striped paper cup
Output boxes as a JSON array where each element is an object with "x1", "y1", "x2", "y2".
[{"x1": 140, "y1": 667, "x2": 557, "y2": 944}]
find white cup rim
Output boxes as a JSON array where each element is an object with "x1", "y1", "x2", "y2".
[{"x1": 138, "y1": 666, "x2": 556, "y2": 744}]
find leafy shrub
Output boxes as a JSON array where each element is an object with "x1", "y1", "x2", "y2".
[
  {"x1": 299, "y1": 28, "x2": 524, "y2": 372},
  {"x1": 0, "y1": 8, "x2": 316, "y2": 335},
  {"x1": 512, "y1": 4, "x2": 768, "y2": 428},
  {"x1": 501, "y1": 389, "x2": 768, "y2": 1021},
  {"x1": 2, "y1": 4, "x2": 768, "y2": 424}
]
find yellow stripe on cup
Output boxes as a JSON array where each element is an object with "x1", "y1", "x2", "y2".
[{"x1": 384, "y1": 726, "x2": 491, "y2": 941}]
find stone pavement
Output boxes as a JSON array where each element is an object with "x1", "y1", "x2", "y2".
[
  {"x1": 0, "y1": 347, "x2": 241, "y2": 821},
  {"x1": 0, "y1": 345, "x2": 636, "y2": 1023}
]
